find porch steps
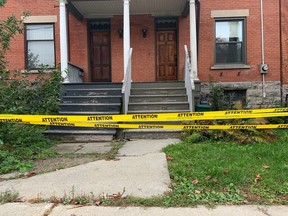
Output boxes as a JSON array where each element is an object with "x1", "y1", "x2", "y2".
[
  {"x1": 44, "y1": 83, "x2": 122, "y2": 142},
  {"x1": 124, "y1": 81, "x2": 189, "y2": 140}
]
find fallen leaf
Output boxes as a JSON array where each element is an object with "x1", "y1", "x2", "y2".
[
  {"x1": 223, "y1": 170, "x2": 231, "y2": 174},
  {"x1": 254, "y1": 174, "x2": 262, "y2": 183},
  {"x1": 262, "y1": 164, "x2": 269, "y2": 169},
  {"x1": 192, "y1": 179, "x2": 199, "y2": 185},
  {"x1": 205, "y1": 176, "x2": 211, "y2": 180},
  {"x1": 166, "y1": 155, "x2": 173, "y2": 161},
  {"x1": 211, "y1": 178, "x2": 218, "y2": 183},
  {"x1": 195, "y1": 190, "x2": 202, "y2": 194},
  {"x1": 95, "y1": 201, "x2": 101, "y2": 206}
]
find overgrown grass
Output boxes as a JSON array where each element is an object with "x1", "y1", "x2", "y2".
[{"x1": 162, "y1": 129, "x2": 288, "y2": 205}]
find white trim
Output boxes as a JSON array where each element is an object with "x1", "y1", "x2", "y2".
[
  {"x1": 60, "y1": 0, "x2": 69, "y2": 83},
  {"x1": 190, "y1": 0, "x2": 198, "y2": 79},
  {"x1": 211, "y1": 9, "x2": 249, "y2": 18},
  {"x1": 22, "y1": 16, "x2": 57, "y2": 23}
]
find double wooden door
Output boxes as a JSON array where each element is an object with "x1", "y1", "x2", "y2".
[
  {"x1": 156, "y1": 31, "x2": 177, "y2": 81},
  {"x1": 90, "y1": 32, "x2": 111, "y2": 82}
]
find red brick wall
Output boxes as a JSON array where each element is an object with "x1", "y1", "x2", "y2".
[
  {"x1": 111, "y1": 15, "x2": 155, "y2": 82},
  {"x1": 1, "y1": 0, "x2": 282, "y2": 85},
  {"x1": 198, "y1": 0, "x2": 281, "y2": 83},
  {"x1": 281, "y1": 0, "x2": 288, "y2": 85},
  {"x1": 0, "y1": 0, "x2": 60, "y2": 80},
  {"x1": 68, "y1": 13, "x2": 88, "y2": 82}
]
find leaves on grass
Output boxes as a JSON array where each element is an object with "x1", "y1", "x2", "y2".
[
  {"x1": 192, "y1": 179, "x2": 199, "y2": 185},
  {"x1": 262, "y1": 164, "x2": 269, "y2": 169},
  {"x1": 166, "y1": 155, "x2": 173, "y2": 161},
  {"x1": 254, "y1": 174, "x2": 262, "y2": 183}
]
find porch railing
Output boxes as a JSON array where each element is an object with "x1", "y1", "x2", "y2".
[
  {"x1": 184, "y1": 45, "x2": 195, "y2": 112},
  {"x1": 122, "y1": 48, "x2": 133, "y2": 114},
  {"x1": 68, "y1": 62, "x2": 84, "y2": 83}
]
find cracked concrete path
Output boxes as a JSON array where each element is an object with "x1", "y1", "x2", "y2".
[
  {"x1": 0, "y1": 139, "x2": 178, "y2": 200},
  {"x1": 0, "y1": 204, "x2": 287, "y2": 216}
]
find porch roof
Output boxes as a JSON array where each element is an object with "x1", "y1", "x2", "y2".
[{"x1": 68, "y1": 0, "x2": 188, "y2": 19}]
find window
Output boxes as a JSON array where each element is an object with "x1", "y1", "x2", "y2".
[
  {"x1": 25, "y1": 24, "x2": 55, "y2": 69},
  {"x1": 224, "y1": 90, "x2": 246, "y2": 107},
  {"x1": 215, "y1": 19, "x2": 245, "y2": 65}
]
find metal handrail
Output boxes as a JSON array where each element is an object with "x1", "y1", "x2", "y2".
[
  {"x1": 122, "y1": 48, "x2": 133, "y2": 114},
  {"x1": 184, "y1": 45, "x2": 195, "y2": 111}
]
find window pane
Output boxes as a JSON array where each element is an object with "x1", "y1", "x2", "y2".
[
  {"x1": 27, "y1": 41, "x2": 55, "y2": 68},
  {"x1": 216, "y1": 43, "x2": 243, "y2": 64},
  {"x1": 216, "y1": 20, "x2": 243, "y2": 42},
  {"x1": 26, "y1": 24, "x2": 54, "y2": 40}
]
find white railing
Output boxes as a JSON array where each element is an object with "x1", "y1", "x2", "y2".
[
  {"x1": 184, "y1": 45, "x2": 195, "y2": 111},
  {"x1": 122, "y1": 48, "x2": 133, "y2": 114},
  {"x1": 68, "y1": 62, "x2": 84, "y2": 83}
]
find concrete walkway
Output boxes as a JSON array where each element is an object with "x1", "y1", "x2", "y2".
[
  {"x1": 0, "y1": 203, "x2": 287, "y2": 216},
  {"x1": 1, "y1": 139, "x2": 287, "y2": 215},
  {"x1": 0, "y1": 139, "x2": 179, "y2": 200}
]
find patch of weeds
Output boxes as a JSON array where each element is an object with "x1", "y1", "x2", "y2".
[
  {"x1": 163, "y1": 129, "x2": 288, "y2": 205},
  {"x1": 0, "y1": 190, "x2": 19, "y2": 204}
]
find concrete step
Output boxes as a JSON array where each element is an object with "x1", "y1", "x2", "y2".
[
  {"x1": 62, "y1": 96, "x2": 122, "y2": 104},
  {"x1": 64, "y1": 88, "x2": 122, "y2": 97},
  {"x1": 59, "y1": 111, "x2": 120, "y2": 115},
  {"x1": 123, "y1": 129, "x2": 182, "y2": 139},
  {"x1": 44, "y1": 129, "x2": 115, "y2": 142},
  {"x1": 128, "y1": 102, "x2": 189, "y2": 111},
  {"x1": 60, "y1": 103, "x2": 121, "y2": 112},
  {"x1": 127, "y1": 109, "x2": 190, "y2": 114},
  {"x1": 131, "y1": 87, "x2": 186, "y2": 95},
  {"x1": 131, "y1": 81, "x2": 185, "y2": 88},
  {"x1": 129, "y1": 95, "x2": 187, "y2": 103},
  {"x1": 61, "y1": 82, "x2": 122, "y2": 90}
]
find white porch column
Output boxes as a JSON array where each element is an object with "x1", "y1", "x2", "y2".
[
  {"x1": 123, "y1": 0, "x2": 131, "y2": 77},
  {"x1": 59, "y1": 0, "x2": 69, "y2": 83},
  {"x1": 190, "y1": 0, "x2": 198, "y2": 79}
]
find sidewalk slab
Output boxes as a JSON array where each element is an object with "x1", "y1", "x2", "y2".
[
  {"x1": 53, "y1": 142, "x2": 112, "y2": 154},
  {"x1": 0, "y1": 203, "x2": 53, "y2": 216},
  {"x1": 49, "y1": 205, "x2": 274, "y2": 216},
  {"x1": 118, "y1": 139, "x2": 180, "y2": 156},
  {"x1": 0, "y1": 153, "x2": 170, "y2": 199}
]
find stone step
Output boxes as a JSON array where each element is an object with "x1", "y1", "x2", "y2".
[
  {"x1": 59, "y1": 111, "x2": 120, "y2": 115},
  {"x1": 131, "y1": 87, "x2": 186, "y2": 95},
  {"x1": 128, "y1": 102, "x2": 189, "y2": 111},
  {"x1": 127, "y1": 109, "x2": 190, "y2": 114},
  {"x1": 123, "y1": 129, "x2": 182, "y2": 139},
  {"x1": 63, "y1": 88, "x2": 122, "y2": 96},
  {"x1": 44, "y1": 129, "x2": 115, "y2": 142},
  {"x1": 61, "y1": 82, "x2": 122, "y2": 90},
  {"x1": 129, "y1": 95, "x2": 187, "y2": 103},
  {"x1": 60, "y1": 103, "x2": 121, "y2": 112},
  {"x1": 62, "y1": 96, "x2": 122, "y2": 104},
  {"x1": 131, "y1": 81, "x2": 185, "y2": 88}
]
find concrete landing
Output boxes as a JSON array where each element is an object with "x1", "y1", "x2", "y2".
[
  {"x1": 118, "y1": 139, "x2": 180, "y2": 156},
  {"x1": 53, "y1": 142, "x2": 112, "y2": 154}
]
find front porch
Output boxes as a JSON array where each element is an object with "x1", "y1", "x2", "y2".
[{"x1": 60, "y1": 0, "x2": 199, "y2": 83}]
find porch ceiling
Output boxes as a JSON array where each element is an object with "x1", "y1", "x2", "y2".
[{"x1": 69, "y1": 0, "x2": 188, "y2": 18}]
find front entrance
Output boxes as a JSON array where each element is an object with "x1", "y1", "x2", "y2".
[
  {"x1": 156, "y1": 30, "x2": 177, "y2": 81},
  {"x1": 90, "y1": 31, "x2": 111, "y2": 82}
]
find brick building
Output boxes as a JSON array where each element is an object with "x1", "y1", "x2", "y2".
[{"x1": 1, "y1": 0, "x2": 287, "y2": 108}]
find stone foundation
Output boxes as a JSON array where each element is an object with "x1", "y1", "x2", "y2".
[{"x1": 200, "y1": 81, "x2": 281, "y2": 108}]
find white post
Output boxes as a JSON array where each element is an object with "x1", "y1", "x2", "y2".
[
  {"x1": 123, "y1": 0, "x2": 131, "y2": 77},
  {"x1": 59, "y1": 0, "x2": 69, "y2": 83},
  {"x1": 190, "y1": 0, "x2": 198, "y2": 80}
]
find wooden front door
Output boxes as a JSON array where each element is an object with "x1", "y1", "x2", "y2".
[
  {"x1": 156, "y1": 31, "x2": 177, "y2": 81},
  {"x1": 90, "y1": 32, "x2": 111, "y2": 82}
]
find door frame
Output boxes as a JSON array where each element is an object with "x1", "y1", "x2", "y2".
[
  {"x1": 88, "y1": 19, "x2": 111, "y2": 82},
  {"x1": 154, "y1": 17, "x2": 179, "y2": 81}
]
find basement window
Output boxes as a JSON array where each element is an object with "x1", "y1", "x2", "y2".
[
  {"x1": 224, "y1": 89, "x2": 247, "y2": 107},
  {"x1": 25, "y1": 24, "x2": 55, "y2": 69}
]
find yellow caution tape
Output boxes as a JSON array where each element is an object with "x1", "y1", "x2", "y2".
[
  {"x1": 0, "y1": 111, "x2": 288, "y2": 123},
  {"x1": 8, "y1": 120, "x2": 288, "y2": 130}
]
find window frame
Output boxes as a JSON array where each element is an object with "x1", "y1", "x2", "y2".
[
  {"x1": 25, "y1": 23, "x2": 56, "y2": 70},
  {"x1": 213, "y1": 17, "x2": 247, "y2": 68}
]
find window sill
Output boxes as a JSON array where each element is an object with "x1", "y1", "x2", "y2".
[
  {"x1": 21, "y1": 69, "x2": 55, "y2": 74},
  {"x1": 211, "y1": 64, "x2": 251, "y2": 70}
]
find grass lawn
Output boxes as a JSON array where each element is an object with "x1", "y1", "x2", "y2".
[{"x1": 162, "y1": 129, "x2": 288, "y2": 205}]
